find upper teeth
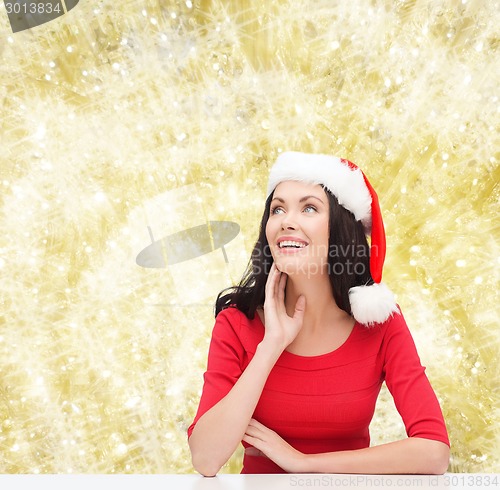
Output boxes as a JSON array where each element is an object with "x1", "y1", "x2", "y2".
[{"x1": 279, "y1": 241, "x2": 307, "y2": 248}]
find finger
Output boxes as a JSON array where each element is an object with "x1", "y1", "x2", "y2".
[
  {"x1": 242, "y1": 432, "x2": 265, "y2": 448},
  {"x1": 247, "y1": 419, "x2": 275, "y2": 438},
  {"x1": 244, "y1": 446, "x2": 265, "y2": 457},
  {"x1": 293, "y1": 295, "x2": 306, "y2": 322},
  {"x1": 272, "y1": 266, "x2": 285, "y2": 304},
  {"x1": 247, "y1": 419, "x2": 266, "y2": 434},
  {"x1": 248, "y1": 418, "x2": 267, "y2": 430},
  {"x1": 265, "y1": 263, "x2": 277, "y2": 302},
  {"x1": 276, "y1": 271, "x2": 287, "y2": 308},
  {"x1": 244, "y1": 426, "x2": 262, "y2": 439},
  {"x1": 272, "y1": 266, "x2": 281, "y2": 303},
  {"x1": 267, "y1": 266, "x2": 283, "y2": 308}
]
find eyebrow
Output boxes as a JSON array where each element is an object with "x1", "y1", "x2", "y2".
[{"x1": 271, "y1": 195, "x2": 325, "y2": 204}]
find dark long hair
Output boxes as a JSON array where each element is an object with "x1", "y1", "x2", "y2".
[{"x1": 214, "y1": 186, "x2": 373, "y2": 318}]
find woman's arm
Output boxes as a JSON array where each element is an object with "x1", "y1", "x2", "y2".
[
  {"x1": 188, "y1": 340, "x2": 282, "y2": 476},
  {"x1": 303, "y1": 437, "x2": 450, "y2": 474},
  {"x1": 244, "y1": 419, "x2": 450, "y2": 474},
  {"x1": 189, "y1": 265, "x2": 305, "y2": 477}
]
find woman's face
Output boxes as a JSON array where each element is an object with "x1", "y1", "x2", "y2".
[{"x1": 265, "y1": 180, "x2": 330, "y2": 277}]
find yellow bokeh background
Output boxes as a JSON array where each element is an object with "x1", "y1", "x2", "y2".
[{"x1": 0, "y1": 0, "x2": 498, "y2": 474}]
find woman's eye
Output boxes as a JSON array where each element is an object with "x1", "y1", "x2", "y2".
[
  {"x1": 304, "y1": 205, "x2": 317, "y2": 213},
  {"x1": 271, "y1": 207, "x2": 284, "y2": 215}
]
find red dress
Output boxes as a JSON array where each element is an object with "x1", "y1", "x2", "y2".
[{"x1": 187, "y1": 306, "x2": 450, "y2": 473}]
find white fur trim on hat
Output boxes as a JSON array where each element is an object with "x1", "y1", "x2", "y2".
[
  {"x1": 267, "y1": 151, "x2": 372, "y2": 228},
  {"x1": 348, "y1": 282, "x2": 399, "y2": 326}
]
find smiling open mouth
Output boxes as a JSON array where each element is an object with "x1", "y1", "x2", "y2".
[{"x1": 278, "y1": 240, "x2": 308, "y2": 249}]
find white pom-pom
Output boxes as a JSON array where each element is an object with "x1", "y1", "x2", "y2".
[{"x1": 349, "y1": 282, "x2": 399, "y2": 326}]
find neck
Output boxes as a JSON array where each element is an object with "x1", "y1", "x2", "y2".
[{"x1": 284, "y1": 272, "x2": 350, "y2": 331}]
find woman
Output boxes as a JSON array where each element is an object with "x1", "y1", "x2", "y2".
[{"x1": 187, "y1": 151, "x2": 450, "y2": 476}]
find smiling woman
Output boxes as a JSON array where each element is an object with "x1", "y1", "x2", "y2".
[
  {"x1": 187, "y1": 151, "x2": 450, "y2": 476},
  {"x1": 266, "y1": 182, "x2": 330, "y2": 274}
]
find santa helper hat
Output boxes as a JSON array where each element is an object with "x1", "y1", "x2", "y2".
[{"x1": 267, "y1": 151, "x2": 399, "y2": 326}]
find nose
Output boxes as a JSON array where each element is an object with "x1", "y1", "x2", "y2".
[{"x1": 281, "y1": 214, "x2": 298, "y2": 230}]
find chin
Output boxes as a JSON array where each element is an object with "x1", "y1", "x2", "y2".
[
  {"x1": 274, "y1": 259, "x2": 325, "y2": 277},
  {"x1": 273, "y1": 259, "x2": 295, "y2": 275}
]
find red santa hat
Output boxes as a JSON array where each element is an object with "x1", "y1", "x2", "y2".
[{"x1": 267, "y1": 151, "x2": 399, "y2": 326}]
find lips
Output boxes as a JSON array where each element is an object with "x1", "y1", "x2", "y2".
[
  {"x1": 278, "y1": 240, "x2": 307, "y2": 249},
  {"x1": 276, "y1": 236, "x2": 309, "y2": 250}
]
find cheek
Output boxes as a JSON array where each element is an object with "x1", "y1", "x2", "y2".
[
  {"x1": 322, "y1": 226, "x2": 330, "y2": 246},
  {"x1": 313, "y1": 218, "x2": 329, "y2": 240},
  {"x1": 265, "y1": 219, "x2": 277, "y2": 243},
  {"x1": 313, "y1": 220, "x2": 330, "y2": 255}
]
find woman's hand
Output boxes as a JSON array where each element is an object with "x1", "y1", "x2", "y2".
[
  {"x1": 261, "y1": 263, "x2": 306, "y2": 351},
  {"x1": 243, "y1": 418, "x2": 307, "y2": 473}
]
